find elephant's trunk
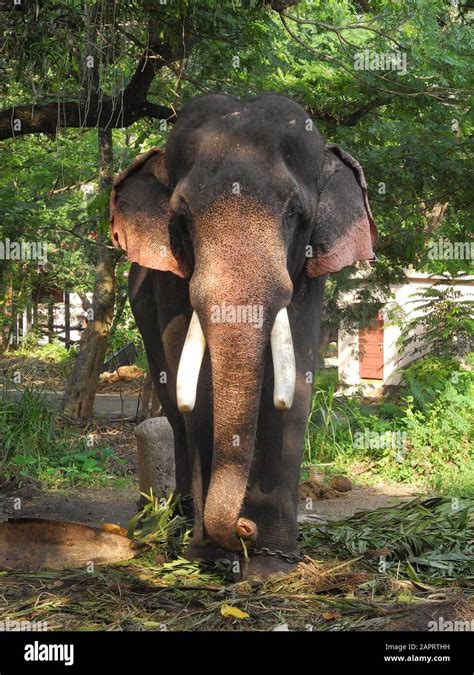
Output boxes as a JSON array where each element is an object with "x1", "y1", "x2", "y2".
[
  {"x1": 202, "y1": 318, "x2": 268, "y2": 551},
  {"x1": 176, "y1": 308, "x2": 295, "y2": 551},
  {"x1": 179, "y1": 196, "x2": 294, "y2": 551}
]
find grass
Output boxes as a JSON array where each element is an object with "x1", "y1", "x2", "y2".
[
  {"x1": 431, "y1": 464, "x2": 474, "y2": 499},
  {"x1": 304, "y1": 359, "x2": 474, "y2": 497},
  {"x1": 0, "y1": 340, "x2": 77, "y2": 387},
  {"x1": 0, "y1": 494, "x2": 472, "y2": 631},
  {"x1": 13, "y1": 339, "x2": 77, "y2": 364},
  {"x1": 0, "y1": 385, "x2": 129, "y2": 488}
]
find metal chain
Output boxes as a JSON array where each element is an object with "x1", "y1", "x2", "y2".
[{"x1": 252, "y1": 547, "x2": 304, "y2": 564}]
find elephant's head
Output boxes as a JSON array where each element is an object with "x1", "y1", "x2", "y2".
[{"x1": 110, "y1": 94, "x2": 376, "y2": 552}]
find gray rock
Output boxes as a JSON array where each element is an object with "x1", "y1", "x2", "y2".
[{"x1": 134, "y1": 417, "x2": 175, "y2": 502}]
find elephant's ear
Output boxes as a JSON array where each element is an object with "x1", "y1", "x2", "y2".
[
  {"x1": 110, "y1": 148, "x2": 189, "y2": 277},
  {"x1": 306, "y1": 144, "x2": 377, "y2": 277}
]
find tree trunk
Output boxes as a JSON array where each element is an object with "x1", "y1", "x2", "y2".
[
  {"x1": 64, "y1": 290, "x2": 71, "y2": 349},
  {"x1": 63, "y1": 127, "x2": 117, "y2": 418},
  {"x1": 0, "y1": 266, "x2": 13, "y2": 354},
  {"x1": 47, "y1": 299, "x2": 54, "y2": 343},
  {"x1": 63, "y1": 5, "x2": 118, "y2": 418},
  {"x1": 26, "y1": 302, "x2": 32, "y2": 334}
]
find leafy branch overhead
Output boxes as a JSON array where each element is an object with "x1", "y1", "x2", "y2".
[
  {"x1": 0, "y1": 0, "x2": 472, "y2": 332},
  {"x1": 0, "y1": 2, "x2": 184, "y2": 140},
  {"x1": 2, "y1": 1, "x2": 471, "y2": 140}
]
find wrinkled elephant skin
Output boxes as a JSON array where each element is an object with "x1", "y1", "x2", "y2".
[{"x1": 110, "y1": 93, "x2": 376, "y2": 577}]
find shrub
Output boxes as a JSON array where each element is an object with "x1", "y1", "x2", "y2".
[
  {"x1": 401, "y1": 355, "x2": 469, "y2": 410},
  {"x1": 391, "y1": 273, "x2": 474, "y2": 361},
  {"x1": 15, "y1": 339, "x2": 77, "y2": 364},
  {"x1": 107, "y1": 303, "x2": 143, "y2": 355},
  {"x1": 0, "y1": 386, "x2": 125, "y2": 487},
  {"x1": 400, "y1": 381, "x2": 474, "y2": 492},
  {"x1": 305, "y1": 360, "x2": 474, "y2": 496}
]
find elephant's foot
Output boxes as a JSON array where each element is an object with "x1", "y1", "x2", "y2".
[
  {"x1": 185, "y1": 539, "x2": 299, "y2": 581},
  {"x1": 242, "y1": 554, "x2": 299, "y2": 581},
  {"x1": 185, "y1": 540, "x2": 242, "y2": 578}
]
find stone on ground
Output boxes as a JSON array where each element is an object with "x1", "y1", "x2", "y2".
[{"x1": 135, "y1": 417, "x2": 175, "y2": 502}]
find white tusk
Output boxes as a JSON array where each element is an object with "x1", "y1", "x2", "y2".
[
  {"x1": 270, "y1": 308, "x2": 296, "y2": 411},
  {"x1": 176, "y1": 311, "x2": 206, "y2": 413}
]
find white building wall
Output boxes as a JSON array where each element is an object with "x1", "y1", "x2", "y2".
[
  {"x1": 28, "y1": 292, "x2": 93, "y2": 346},
  {"x1": 338, "y1": 272, "x2": 473, "y2": 389},
  {"x1": 338, "y1": 328, "x2": 360, "y2": 386}
]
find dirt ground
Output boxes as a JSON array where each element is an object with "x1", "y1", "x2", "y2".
[
  {"x1": 0, "y1": 476, "x2": 417, "y2": 529},
  {"x1": 1, "y1": 474, "x2": 471, "y2": 633},
  {"x1": 0, "y1": 395, "x2": 418, "y2": 528},
  {"x1": 0, "y1": 372, "x2": 470, "y2": 632},
  {"x1": 0, "y1": 355, "x2": 145, "y2": 395},
  {"x1": 299, "y1": 482, "x2": 417, "y2": 522},
  {"x1": 0, "y1": 480, "x2": 471, "y2": 632}
]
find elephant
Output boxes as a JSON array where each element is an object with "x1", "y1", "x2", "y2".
[{"x1": 110, "y1": 93, "x2": 377, "y2": 577}]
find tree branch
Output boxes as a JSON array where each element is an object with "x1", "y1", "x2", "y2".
[
  {"x1": 0, "y1": 29, "x2": 182, "y2": 142},
  {"x1": 308, "y1": 98, "x2": 386, "y2": 126},
  {"x1": 279, "y1": 13, "x2": 464, "y2": 102},
  {"x1": 0, "y1": 98, "x2": 176, "y2": 141},
  {"x1": 281, "y1": 9, "x2": 405, "y2": 49}
]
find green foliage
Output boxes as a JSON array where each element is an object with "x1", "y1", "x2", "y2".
[
  {"x1": 401, "y1": 355, "x2": 469, "y2": 410},
  {"x1": 107, "y1": 302, "x2": 143, "y2": 355},
  {"x1": 430, "y1": 463, "x2": 474, "y2": 501},
  {"x1": 0, "y1": 129, "x2": 100, "y2": 295},
  {"x1": 391, "y1": 274, "x2": 474, "y2": 362},
  {"x1": 303, "y1": 497, "x2": 474, "y2": 585},
  {"x1": 401, "y1": 381, "x2": 473, "y2": 489},
  {"x1": 0, "y1": 386, "x2": 126, "y2": 487},
  {"x1": 305, "y1": 361, "x2": 474, "y2": 495},
  {"x1": 1, "y1": 0, "x2": 473, "y2": 342},
  {"x1": 15, "y1": 339, "x2": 77, "y2": 365},
  {"x1": 305, "y1": 383, "x2": 360, "y2": 463}
]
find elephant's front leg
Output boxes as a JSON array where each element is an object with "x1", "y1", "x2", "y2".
[
  {"x1": 129, "y1": 266, "x2": 194, "y2": 519},
  {"x1": 242, "y1": 279, "x2": 324, "y2": 578},
  {"x1": 242, "y1": 364, "x2": 313, "y2": 577}
]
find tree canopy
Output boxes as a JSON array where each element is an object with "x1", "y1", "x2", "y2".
[{"x1": 1, "y1": 0, "x2": 472, "y2": 342}]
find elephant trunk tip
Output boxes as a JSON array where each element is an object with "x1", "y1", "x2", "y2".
[
  {"x1": 236, "y1": 517, "x2": 258, "y2": 543},
  {"x1": 204, "y1": 512, "x2": 258, "y2": 552}
]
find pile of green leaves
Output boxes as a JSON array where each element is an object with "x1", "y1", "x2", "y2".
[
  {"x1": 302, "y1": 497, "x2": 474, "y2": 586},
  {"x1": 0, "y1": 386, "x2": 125, "y2": 487},
  {"x1": 127, "y1": 492, "x2": 190, "y2": 557}
]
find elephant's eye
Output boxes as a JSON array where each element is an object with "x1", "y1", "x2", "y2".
[
  {"x1": 285, "y1": 199, "x2": 302, "y2": 228},
  {"x1": 173, "y1": 207, "x2": 195, "y2": 268},
  {"x1": 175, "y1": 201, "x2": 193, "y2": 232},
  {"x1": 177, "y1": 212, "x2": 189, "y2": 229}
]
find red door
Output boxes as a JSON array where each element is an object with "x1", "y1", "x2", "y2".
[{"x1": 359, "y1": 312, "x2": 384, "y2": 380}]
